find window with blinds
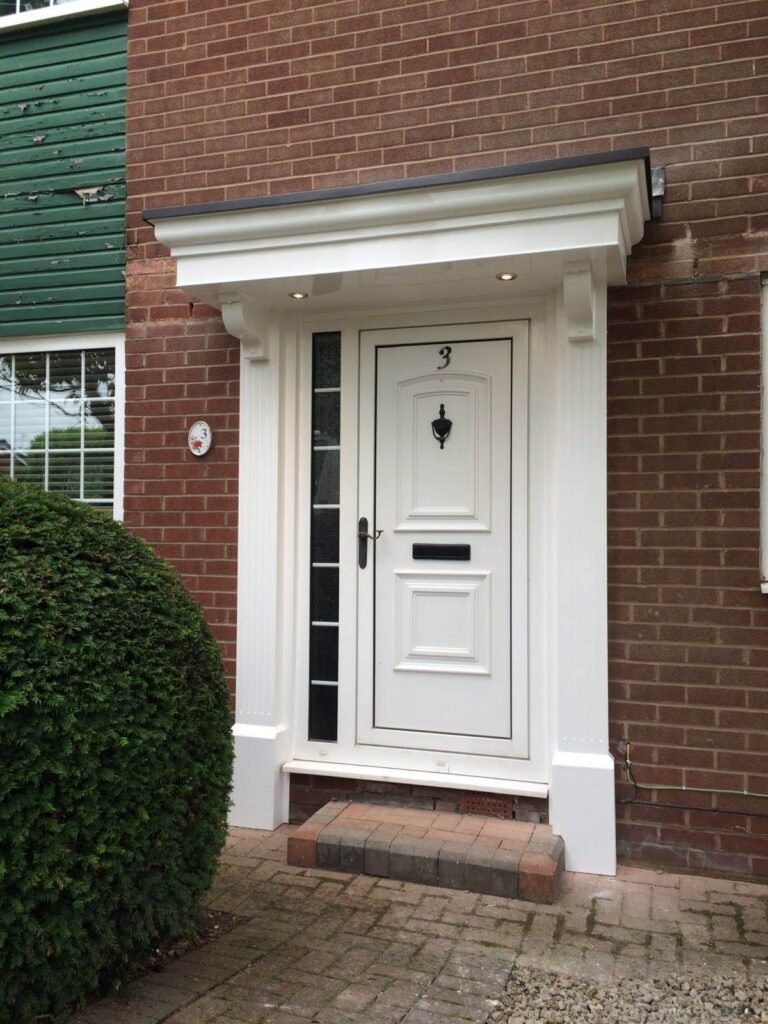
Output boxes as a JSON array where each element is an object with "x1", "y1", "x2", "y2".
[{"x1": 0, "y1": 346, "x2": 117, "y2": 512}]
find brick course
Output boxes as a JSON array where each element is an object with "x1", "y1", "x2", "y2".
[
  {"x1": 608, "y1": 275, "x2": 768, "y2": 878},
  {"x1": 125, "y1": 0, "x2": 768, "y2": 874}
]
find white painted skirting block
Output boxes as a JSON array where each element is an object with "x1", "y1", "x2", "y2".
[
  {"x1": 230, "y1": 724, "x2": 289, "y2": 830},
  {"x1": 550, "y1": 751, "x2": 617, "y2": 875}
]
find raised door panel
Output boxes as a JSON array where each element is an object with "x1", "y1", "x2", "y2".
[{"x1": 395, "y1": 374, "x2": 491, "y2": 530}]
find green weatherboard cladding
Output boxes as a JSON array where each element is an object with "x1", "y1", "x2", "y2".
[{"x1": 0, "y1": 13, "x2": 126, "y2": 336}]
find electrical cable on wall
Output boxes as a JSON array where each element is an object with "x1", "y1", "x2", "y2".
[{"x1": 616, "y1": 740, "x2": 768, "y2": 806}]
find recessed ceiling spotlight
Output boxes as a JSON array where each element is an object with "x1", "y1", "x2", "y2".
[
  {"x1": 289, "y1": 291, "x2": 309, "y2": 300},
  {"x1": 496, "y1": 272, "x2": 517, "y2": 281}
]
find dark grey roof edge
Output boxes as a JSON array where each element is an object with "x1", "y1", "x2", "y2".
[{"x1": 142, "y1": 147, "x2": 652, "y2": 224}]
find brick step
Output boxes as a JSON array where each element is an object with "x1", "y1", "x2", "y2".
[{"x1": 287, "y1": 801, "x2": 565, "y2": 903}]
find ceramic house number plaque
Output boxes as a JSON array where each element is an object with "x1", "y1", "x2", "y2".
[{"x1": 188, "y1": 421, "x2": 212, "y2": 456}]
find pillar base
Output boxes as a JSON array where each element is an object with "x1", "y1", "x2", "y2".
[
  {"x1": 229, "y1": 724, "x2": 288, "y2": 830},
  {"x1": 549, "y1": 751, "x2": 616, "y2": 875}
]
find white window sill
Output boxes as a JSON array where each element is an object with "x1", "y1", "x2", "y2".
[{"x1": 0, "y1": 0, "x2": 126, "y2": 33}]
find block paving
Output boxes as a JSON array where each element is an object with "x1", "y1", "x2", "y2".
[
  {"x1": 287, "y1": 802, "x2": 565, "y2": 904},
  {"x1": 68, "y1": 824, "x2": 768, "y2": 1024}
]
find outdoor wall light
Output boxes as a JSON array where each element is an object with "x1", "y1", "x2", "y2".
[{"x1": 495, "y1": 272, "x2": 517, "y2": 281}]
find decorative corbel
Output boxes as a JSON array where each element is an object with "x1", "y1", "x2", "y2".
[
  {"x1": 562, "y1": 262, "x2": 595, "y2": 344},
  {"x1": 220, "y1": 294, "x2": 270, "y2": 361}
]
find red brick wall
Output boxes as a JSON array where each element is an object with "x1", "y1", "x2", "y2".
[
  {"x1": 608, "y1": 276, "x2": 767, "y2": 878},
  {"x1": 125, "y1": 0, "x2": 768, "y2": 873},
  {"x1": 125, "y1": 259, "x2": 240, "y2": 688},
  {"x1": 127, "y1": 0, "x2": 767, "y2": 275}
]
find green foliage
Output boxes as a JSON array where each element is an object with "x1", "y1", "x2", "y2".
[{"x1": 0, "y1": 477, "x2": 233, "y2": 1023}]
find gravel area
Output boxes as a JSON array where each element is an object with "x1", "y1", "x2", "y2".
[{"x1": 489, "y1": 968, "x2": 768, "y2": 1023}]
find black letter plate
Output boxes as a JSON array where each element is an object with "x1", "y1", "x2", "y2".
[{"x1": 412, "y1": 543, "x2": 470, "y2": 561}]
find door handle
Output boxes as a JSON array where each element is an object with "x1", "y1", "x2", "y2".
[{"x1": 358, "y1": 517, "x2": 383, "y2": 569}]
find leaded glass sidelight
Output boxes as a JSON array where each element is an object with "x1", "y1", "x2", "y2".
[{"x1": 308, "y1": 332, "x2": 341, "y2": 743}]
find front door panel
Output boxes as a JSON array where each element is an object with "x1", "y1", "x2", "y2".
[{"x1": 375, "y1": 339, "x2": 511, "y2": 738}]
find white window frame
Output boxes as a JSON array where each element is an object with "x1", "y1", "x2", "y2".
[
  {"x1": 0, "y1": 332, "x2": 125, "y2": 520},
  {"x1": 0, "y1": 0, "x2": 126, "y2": 33}
]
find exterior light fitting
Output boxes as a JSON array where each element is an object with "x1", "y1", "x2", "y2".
[
  {"x1": 289, "y1": 291, "x2": 309, "y2": 300},
  {"x1": 496, "y1": 272, "x2": 517, "y2": 281}
]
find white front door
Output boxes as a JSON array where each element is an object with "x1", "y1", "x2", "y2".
[{"x1": 358, "y1": 321, "x2": 528, "y2": 760}]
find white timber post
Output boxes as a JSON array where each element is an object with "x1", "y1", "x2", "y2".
[
  {"x1": 548, "y1": 263, "x2": 617, "y2": 875},
  {"x1": 223, "y1": 297, "x2": 292, "y2": 829}
]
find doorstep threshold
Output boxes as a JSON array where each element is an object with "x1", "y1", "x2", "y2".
[
  {"x1": 282, "y1": 759, "x2": 548, "y2": 799},
  {"x1": 287, "y1": 800, "x2": 565, "y2": 903}
]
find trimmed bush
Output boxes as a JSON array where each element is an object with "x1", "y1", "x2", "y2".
[{"x1": 0, "y1": 478, "x2": 233, "y2": 1023}]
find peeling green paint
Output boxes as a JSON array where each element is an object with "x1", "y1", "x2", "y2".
[{"x1": 0, "y1": 13, "x2": 126, "y2": 336}]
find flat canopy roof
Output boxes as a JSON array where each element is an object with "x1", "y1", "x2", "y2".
[{"x1": 143, "y1": 147, "x2": 652, "y2": 224}]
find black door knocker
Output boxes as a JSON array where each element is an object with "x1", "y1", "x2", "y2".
[{"x1": 431, "y1": 403, "x2": 452, "y2": 449}]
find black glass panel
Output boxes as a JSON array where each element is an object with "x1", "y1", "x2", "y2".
[
  {"x1": 311, "y1": 567, "x2": 339, "y2": 623},
  {"x1": 312, "y1": 448, "x2": 339, "y2": 505},
  {"x1": 312, "y1": 333, "x2": 341, "y2": 389},
  {"x1": 309, "y1": 331, "x2": 341, "y2": 744},
  {"x1": 310, "y1": 625, "x2": 338, "y2": 682},
  {"x1": 311, "y1": 508, "x2": 339, "y2": 563},
  {"x1": 308, "y1": 684, "x2": 338, "y2": 743},
  {"x1": 312, "y1": 391, "x2": 340, "y2": 447}
]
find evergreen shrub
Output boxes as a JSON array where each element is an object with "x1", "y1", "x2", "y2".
[{"x1": 0, "y1": 478, "x2": 233, "y2": 1023}]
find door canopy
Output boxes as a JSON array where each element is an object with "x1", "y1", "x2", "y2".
[{"x1": 144, "y1": 149, "x2": 652, "y2": 355}]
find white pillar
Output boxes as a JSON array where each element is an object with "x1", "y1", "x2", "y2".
[
  {"x1": 548, "y1": 264, "x2": 616, "y2": 875},
  {"x1": 225, "y1": 302, "x2": 294, "y2": 829}
]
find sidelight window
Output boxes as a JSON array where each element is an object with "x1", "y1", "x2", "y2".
[{"x1": 308, "y1": 332, "x2": 341, "y2": 742}]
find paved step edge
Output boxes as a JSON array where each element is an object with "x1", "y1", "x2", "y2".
[{"x1": 287, "y1": 802, "x2": 564, "y2": 904}]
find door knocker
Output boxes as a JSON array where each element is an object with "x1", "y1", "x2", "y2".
[
  {"x1": 431, "y1": 403, "x2": 452, "y2": 449},
  {"x1": 437, "y1": 346, "x2": 452, "y2": 369}
]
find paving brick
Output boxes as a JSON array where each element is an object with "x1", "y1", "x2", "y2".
[
  {"x1": 288, "y1": 802, "x2": 564, "y2": 903},
  {"x1": 71, "y1": 824, "x2": 749, "y2": 1023},
  {"x1": 437, "y1": 842, "x2": 470, "y2": 892},
  {"x1": 463, "y1": 841, "x2": 496, "y2": 896},
  {"x1": 388, "y1": 835, "x2": 420, "y2": 883},
  {"x1": 365, "y1": 831, "x2": 395, "y2": 877},
  {"x1": 339, "y1": 829, "x2": 368, "y2": 874},
  {"x1": 491, "y1": 847, "x2": 521, "y2": 899},
  {"x1": 286, "y1": 822, "x2": 321, "y2": 868},
  {"x1": 519, "y1": 852, "x2": 562, "y2": 904},
  {"x1": 410, "y1": 838, "x2": 444, "y2": 887},
  {"x1": 316, "y1": 825, "x2": 345, "y2": 870}
]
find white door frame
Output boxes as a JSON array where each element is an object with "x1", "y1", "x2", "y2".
[
  {"x1": 356, "y1": 322, "x2": 529, "y2": 761},
  {"x1": 290, "y1": 301, "x2": 549, "y2": 792}
]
